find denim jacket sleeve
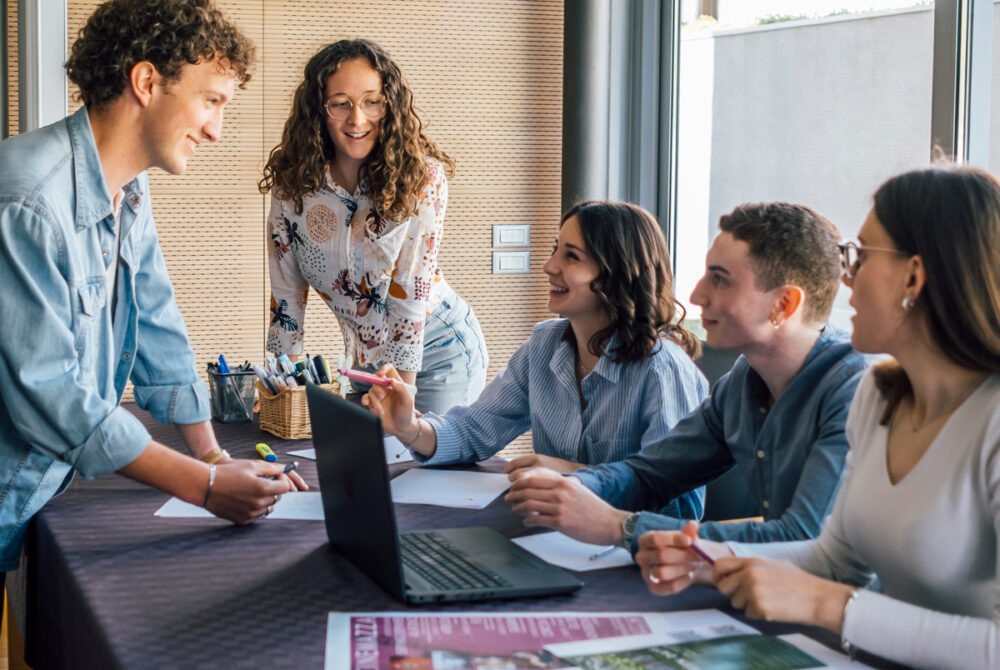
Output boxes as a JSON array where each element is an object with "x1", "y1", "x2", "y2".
[
  {"x1": 419, "y1": 333, "x2": 533, "y2": 465},
  {"x1": 127, "y1": 192, "x2": 210, "y2": 424},
  {"x1": 0, "y1": 201, "x2": 150, "y2": 476}
]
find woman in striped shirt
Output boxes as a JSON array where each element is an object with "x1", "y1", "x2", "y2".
[{"x1": 365, "y1": 201, "x2": 710, "y2": 519}]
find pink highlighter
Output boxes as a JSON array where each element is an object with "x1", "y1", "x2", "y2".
[{"x1": 338, "y1": 368, "x2": 417, "y2": 397}]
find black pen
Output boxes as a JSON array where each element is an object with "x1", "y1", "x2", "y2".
[{"x1": 270, "y1": 461, "x2": 298, "y2": 480}]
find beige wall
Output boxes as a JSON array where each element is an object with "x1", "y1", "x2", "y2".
[{"x1": 7, "y1": 1, "x2": 563, "y2": 456}]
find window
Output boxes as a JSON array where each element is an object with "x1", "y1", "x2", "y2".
[{"x1": 674, "y1": 1, "x2": 934, "y2": 328}]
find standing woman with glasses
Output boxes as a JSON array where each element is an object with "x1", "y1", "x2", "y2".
[
  {"x1": 635, "y1": 165, "x2": 1000, "y2": 670},
  {"x1": 260, "y1": 39, "x2": 487, "y2": 413}
]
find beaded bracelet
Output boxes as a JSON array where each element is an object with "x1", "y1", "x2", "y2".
[{"x1": 202, "y1": 464, "x2": 217, "y2": 508}]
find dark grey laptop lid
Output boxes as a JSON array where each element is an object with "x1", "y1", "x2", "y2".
[{"x1": 305, "y1": 383, "x2": 407, "y2": 600}]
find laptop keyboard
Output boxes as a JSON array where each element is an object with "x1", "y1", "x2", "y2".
[{"x1": 400, "y1": 531, "x2": 513, "y2": 591}]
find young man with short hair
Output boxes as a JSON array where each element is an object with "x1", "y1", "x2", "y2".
[
  {"x1": 0, "y1": 0, "x2": 302, "y2": 584},
  {"x1": 505, "y1": 202, "x2": 868, "y2": 553}
]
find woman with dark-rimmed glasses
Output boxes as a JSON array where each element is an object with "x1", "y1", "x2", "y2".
[{"x1": 260, "y1": 39, "x2": 487, "y2": 414}]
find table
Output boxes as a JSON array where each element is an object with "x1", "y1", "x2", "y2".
[{"x1": 11, "y1": 405, "x2": 902, "y2": 669}]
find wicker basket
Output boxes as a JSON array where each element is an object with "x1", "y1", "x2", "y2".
[{"x1": 256, "y1": 381, "x2": 340, "y2": 440}]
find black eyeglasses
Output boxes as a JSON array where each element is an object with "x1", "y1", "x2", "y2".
[{"x1": 838, "y1": 241, "x2": 908, "y2": 279}]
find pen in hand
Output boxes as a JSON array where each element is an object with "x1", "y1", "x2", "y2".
[
  {"x1": 688, "y1": 541, "x2": 715, "y2": 565},
  {"x1": 269, "y1": 461, "x2": 298, "y2": 481}
]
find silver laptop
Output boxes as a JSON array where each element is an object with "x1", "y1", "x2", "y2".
[{"x1": 306, "y1": 384, "x2": 583, "y2": 604}]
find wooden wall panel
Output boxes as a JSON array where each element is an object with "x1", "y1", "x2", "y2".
[
  {"x1": 5, "y1": 0, "x2": 17, "y2": 136},
  {"x1": 60, "y1": 0, "x2": 562, "y2": 456}
]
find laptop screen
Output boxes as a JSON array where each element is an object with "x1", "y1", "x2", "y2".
[{"x1": 306, "y1": 384, "x2": 407, "y2": 600}]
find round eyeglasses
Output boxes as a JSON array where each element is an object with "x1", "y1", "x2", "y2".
[
  {"x1": 838, "y1": 241, "x2": 909, "y2": 279},
  {"x1": 323, "y1": 96, "x2": 386, "y2": 121}
]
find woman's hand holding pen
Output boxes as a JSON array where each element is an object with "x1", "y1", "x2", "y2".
[
  {"x1": 362, "y1": 364, "x2": 431, "y2": 455},
  {"x1": 205, "y1": 461, "x2": 297, "y2": 524},
  {"x1": 635, "y1": 521, "x2": 729, "y2": 595}
]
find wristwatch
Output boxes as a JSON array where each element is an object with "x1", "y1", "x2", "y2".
[{"x1": 620, "y1": 512, "x2": 640, "y2": 550}]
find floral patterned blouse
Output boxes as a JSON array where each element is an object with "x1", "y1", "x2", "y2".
[{"x1": 267, "y1": 158, "x2": 450, "y2": 371}]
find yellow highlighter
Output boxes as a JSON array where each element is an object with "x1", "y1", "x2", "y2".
[{"x1": 255, "y1": 442, "x2": 277, "y2": 462}]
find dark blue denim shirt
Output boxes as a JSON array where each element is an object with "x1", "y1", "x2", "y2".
[
  {"x1": 573, "y1": 324, "x2": 869, "y2": 551},
  {"x1": 0, "y1": 108, "x2": 210, "y2": 569}
]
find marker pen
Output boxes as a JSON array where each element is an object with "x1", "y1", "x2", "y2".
[
  {"x1": 268, "y1": 461, "x2": 298, "y2": 480},
  {"x1": 338, "y1": 368, "x2": 417, "y2": 397},
  {"x1": 255, "y1": 443, "x2": 277, "y2": 462}
]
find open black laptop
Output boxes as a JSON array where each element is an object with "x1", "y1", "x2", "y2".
[{"x1": 306, "y1": 383, "x2": 583, "y2": 604}]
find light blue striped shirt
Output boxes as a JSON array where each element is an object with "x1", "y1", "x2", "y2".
[{"x1": 418, "y1": 319, "x2": 709, "y2": 468}]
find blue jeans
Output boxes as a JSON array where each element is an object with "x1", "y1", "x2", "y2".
[{"x1": 356, "y1": 289, "x2": 488, "y2": 415}]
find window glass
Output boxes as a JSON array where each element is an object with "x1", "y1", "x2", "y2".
[{"x1": 675, "y1": 0, "x2": 933, "y2": 330}]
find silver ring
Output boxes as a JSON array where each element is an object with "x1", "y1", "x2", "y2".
[
  {"x1": 267, "y1": 504, "x2": 273, "y2": 515},
  {"x1": 687, "y1": 570, "x2": 695, "y2": 580},
  {"x1": 273, "y1": 494, "x2": 279, "y2": 504}
]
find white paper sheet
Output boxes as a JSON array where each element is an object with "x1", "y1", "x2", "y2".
[
  {"x1": 511, "y1": 531, "x2": 634, "y2": 571},
  {"x1": 778, "y1": 634, "x2": 876, "y2": 669},
  {"x1": 287, "y1": 435, "x2": 413, "y2": 464},
  {"x1": 154, "y1": 491, "x2": 324, "y2": 520},
  {"x1": 389, "y1": 468, "x2": 510, "y2": 508}
]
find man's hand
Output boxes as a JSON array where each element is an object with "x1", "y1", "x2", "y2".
[
  {"x1": 206, "y1": 460, "x2": 296, "y2": 524},
  {"x1": 713, "y1": 555, "x2": 854, "y2": 630},
  {"x1": 504, "y1": 467, "x2": 629, "y2": 545},
  {"x1": 634, "y1": 521, "x2": 731, "y2": 595},
  {"x1": 504, "y1": 454, "x2": 582, "y2": 478}
]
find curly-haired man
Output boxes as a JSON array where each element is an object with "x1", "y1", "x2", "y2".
[{"x1": 0, "y1": 0, "x2": 304, "y2": 590}]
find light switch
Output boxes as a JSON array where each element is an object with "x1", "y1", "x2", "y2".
[
  {"x1": 492, "y1": 224, "x2": 531, "y2": 248},
  {"x1": 492, "y1": 251, "x2": 530, "y2": 274}
]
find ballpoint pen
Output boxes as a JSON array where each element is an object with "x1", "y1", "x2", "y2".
[
  {"x1": 689, "y1": 541, "x2": 716, "y2": 565},
  {"x1": 588, "y1": 545, "x2": 619, "y2": 561}
]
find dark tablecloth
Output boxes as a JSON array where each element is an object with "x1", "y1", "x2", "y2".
[{"x1": 15, "y1": 406, "x2": 898, "y2": 669}]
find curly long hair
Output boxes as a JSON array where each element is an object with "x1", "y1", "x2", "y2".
[
  {"x1": 65, "y1": 0, "x2": 254, "y2": 109},
  {"x1": 563, "y1": 201, "x2": 700, "y2": 364},
  {"x1": 259, "y1": 39, "x2": 454, "y2": 219},
  {"x1": 869, "y1": 165, "x2": 1000, "y2": 424}
]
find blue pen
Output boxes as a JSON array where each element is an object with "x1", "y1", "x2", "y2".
[{"x1": 218, "y1": 354, "x2": 231, "y2": 374}]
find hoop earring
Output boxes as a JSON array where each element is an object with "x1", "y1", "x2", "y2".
[
  {"x1": 901, "y1": 297, "x2": 914, "y2": 311},
  {"x1": 771, "y1": 319, "x2": 781, "y2": 329}
]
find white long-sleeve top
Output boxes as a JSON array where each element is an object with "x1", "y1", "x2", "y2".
[
  {"x1": 730, "y1": 369, "x2": 1000, "y2": 670},
  {"x1": 266, "y1": 159, "x2": 450, "y2": 371}
]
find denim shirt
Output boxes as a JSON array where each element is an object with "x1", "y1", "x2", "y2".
[
  {"x1": 0, "y1": 108, "x2": 210, "y2": 569},
  {"x1": 419, "y1": 319, "x2": 710, "y2": 520},
  {"x1": 573, "y1": 324, "x2": 869, "y2": 551}
]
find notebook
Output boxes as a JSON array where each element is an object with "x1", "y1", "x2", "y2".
[{"x1": 306, "y1": 383, "x2": 583, "y2": 603}]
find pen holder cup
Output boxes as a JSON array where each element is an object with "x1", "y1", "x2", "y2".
[
  {"x1": 207, "y1": 370, "x2": 256, "y2": 423},
  {"x1": 256, "y1": 380, "x2": 340, "y2": 440}
]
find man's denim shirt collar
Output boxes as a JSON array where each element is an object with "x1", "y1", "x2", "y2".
[{"x1": 67, "y1": 107, "x2": 144, "y2": 232}]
